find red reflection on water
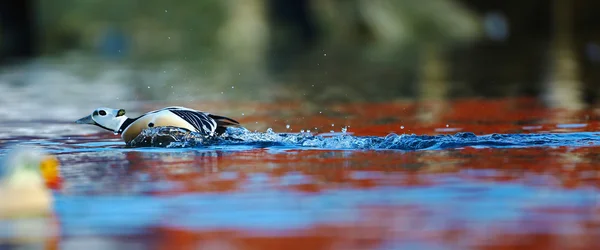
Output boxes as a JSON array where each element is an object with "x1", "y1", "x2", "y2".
[{"x1": 107, "y1": 145, "x2": 600, "y2": 249}]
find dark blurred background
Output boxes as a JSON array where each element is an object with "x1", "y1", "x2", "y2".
[{"x1": 1, "y1": 0, "x2": 599, "y2": 109}]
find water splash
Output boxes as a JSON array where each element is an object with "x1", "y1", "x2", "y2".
[{"x1": 127, "y1": 126, "x2": 600, "y2": 151}]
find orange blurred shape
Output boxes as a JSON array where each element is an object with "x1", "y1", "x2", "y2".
[{"x1": 39, "y1": 155, "x2": 62, "y2": 190}]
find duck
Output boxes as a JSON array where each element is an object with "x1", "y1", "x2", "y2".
[
  {"x1": 75, "y1": 106, "x2": 240, "y2": 144},
  {"x1": 0, "y1": 145, "x2": 60, "y2": 218}
]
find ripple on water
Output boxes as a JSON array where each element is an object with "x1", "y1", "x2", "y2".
[{"x1": 126, "y1": 126, "x2": 600, "y2": 151}]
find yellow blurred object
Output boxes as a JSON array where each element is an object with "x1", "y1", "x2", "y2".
[
  {"x1": 0, "y1": 146, "x2": 61, "y2": 247},
  {"x1": 0, "y1": 145, "x2": 60, "y2": 219}
]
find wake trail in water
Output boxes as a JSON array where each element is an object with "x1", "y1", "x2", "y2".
[{"x1": 127, "y1": 127, "x2": 600, "y2": 151}]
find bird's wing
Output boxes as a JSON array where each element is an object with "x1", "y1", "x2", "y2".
[{"x1": 167, "y1": 109, "x2": 217, "y2": 134}]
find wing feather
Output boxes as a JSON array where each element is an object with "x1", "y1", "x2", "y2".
[
  {"x1": 168, "y1": 109, "x2": 216, "y2": 135},
  {"x1": 157, "y1": 107, "x2": 239, "y2": 136}
]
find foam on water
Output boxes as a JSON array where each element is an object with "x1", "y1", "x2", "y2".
[{"x1": 127, "y1": 126, "x2": 600, "y2": 150}]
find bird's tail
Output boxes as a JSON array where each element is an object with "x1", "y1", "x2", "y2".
[{"x1": 209, "y1": 114, "x2": 240, "y2": 135}]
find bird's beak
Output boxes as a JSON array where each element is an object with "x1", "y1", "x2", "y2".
[
  {"x1": 40, "y1": 155, "x2": 61, "y2": 190},
  {"x1": 76, "y1": 115, "x2": 95, "y2": 125}
]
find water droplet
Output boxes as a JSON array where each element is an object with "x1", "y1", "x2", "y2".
[
  {"x1": 221, "y1": 92, "x2": 224, "y2": 94},
  {"x1": 331, "y1": 123, "x2": 334, "y2": 127},
  {"x1": 401, "y1": 126, "x2": 405, "y2": 129},
  {"x1": 301, "y1": 130, "x2": 305, "y2": 133},
  {"x1": 168, "y1": 37, "x2": 171, "y2": 40},
  {"x1": 307, "y1": 130, "x2": 311, "y2": 133},
  {"x1": 165, "y1": 10, "x2": 168, "y2": 12},
  {"x1": 286, "y1": 124, "x2": 290, "y2": 129},
  {"x1": 231, "y1": 86, "x2": 235, "y2": 89},
  {"x1": 163, "y1": 71, "x2": 166, "y2": 73},
  {"x1": 319, "y1": 111, "x2": 322, "y2": 114},
  {"x1": 241, "y1": 113, "x2": 245, "y2": 116},
  {"x1": 266, "y1": 128, "x2": 274, "y2": 133},
  {"x1": 341, "y1": 127, "x2": 347, "y2": 133},
  {"x1": 446, "y1": 124, "x2": 449, "y2": 127},
  {"x1": 324, "y1": 53, "x2": 327, "y2": 56},
  {"x1": 330, "y1": 130, "x2": 334, "y2": 133},
  {"x1": 147, "y1": 86, "x2": 151, "y2": 89}
]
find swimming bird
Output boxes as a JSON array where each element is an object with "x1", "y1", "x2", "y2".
[
  {"x1": 0, "y1": 145, "x2": 60, "y2": 218},
  {"x1": 75, "y1": 106, "x2": 240, "y2": 144}
]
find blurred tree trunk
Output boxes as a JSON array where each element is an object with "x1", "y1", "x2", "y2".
[
  {"x1": 218, "y1": 0, "x2": 268, "y2": 67},
  {"x1": 545, "y1": 0, "x2": 583, "y2": 110},
  {"x1": 417, "y1": 43, "x2": 449, "y2": 124},
  {"x1": 419, "y1": 43, "x2": 448, "y2": 101},
  {"x1": 215, "y1": 0, "x2": 272, "y2": 97}
]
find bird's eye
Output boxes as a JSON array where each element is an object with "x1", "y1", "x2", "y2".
[{"x1": 99, "y1": 110, "x2": 107, "y2": 116}]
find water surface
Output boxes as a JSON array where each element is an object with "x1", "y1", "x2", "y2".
[{"x1": 1, "y1": 97, "x2": 600, "y2": 250}]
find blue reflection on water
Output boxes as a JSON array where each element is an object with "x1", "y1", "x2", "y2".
[{"x1": 51, "y1": 175, "x2": 594, "y2": 236}]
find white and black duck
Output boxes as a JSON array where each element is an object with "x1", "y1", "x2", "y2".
[{"x1": 76, "y1": 106, "x2": 240, "y2": 144}]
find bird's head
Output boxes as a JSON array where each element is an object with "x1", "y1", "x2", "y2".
[{"x1": 76, "y1": 107, "x2": 128, "y2": 133}]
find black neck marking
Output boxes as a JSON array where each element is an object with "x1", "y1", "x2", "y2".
[
  {"x1": 117, "y1": 117, "x2": 138, "y2": 134},
  {"x1": 95, "y1": 122, "x2": 116, "y2": 133}
]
